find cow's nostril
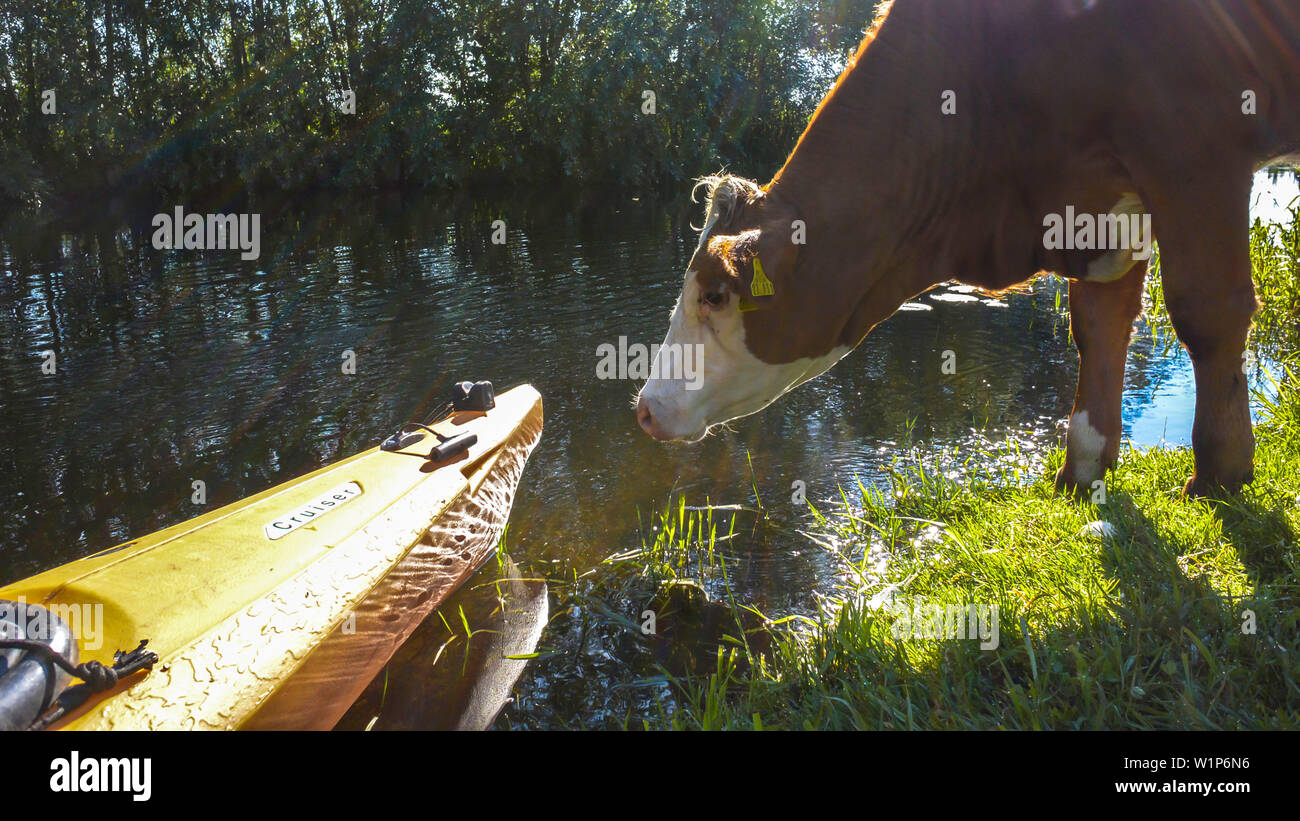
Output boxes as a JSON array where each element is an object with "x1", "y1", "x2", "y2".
[
  {"x1": 637, "y1": 397, "x2": 676, "y2": 440},
  {"x1": 636, "y1": 400, "x2": 655, "y2": 435}
]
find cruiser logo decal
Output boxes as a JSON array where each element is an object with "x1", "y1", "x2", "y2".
[{"x1": 263, "y1": 482, "x2": 363, "y2": 540}]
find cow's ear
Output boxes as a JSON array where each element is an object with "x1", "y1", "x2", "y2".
[{"x1": 692, "y1": 238, "x2": 746, "y2": 297}]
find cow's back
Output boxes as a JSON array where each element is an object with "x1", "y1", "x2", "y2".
[{"x1": 986, "y1": 0, "x2": 1300, "y2": 166}]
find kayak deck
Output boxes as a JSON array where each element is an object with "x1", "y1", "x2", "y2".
[{"x1": 0, "y1": 384, "x2": 543, "y2": 730}]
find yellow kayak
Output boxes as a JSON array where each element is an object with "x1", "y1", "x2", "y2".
[{"x1": 0, "y1": 383, "x2": 543, "y2": 730}]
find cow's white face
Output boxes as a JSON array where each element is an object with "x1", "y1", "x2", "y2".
[
  {"x1": 635, "y1": 179, "x2": 852, "y2": 441},
  {"x1": 635, "y1": 270, "x2": 848, "y2": 441}
]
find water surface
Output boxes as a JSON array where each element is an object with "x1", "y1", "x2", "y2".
[{"x1": 0, "y1": 172, "x2": 1291, "y2": 728}]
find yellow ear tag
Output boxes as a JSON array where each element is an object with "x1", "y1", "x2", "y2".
[{"x1": 749, "y1": 257, "x2": 775, "y2": 297}]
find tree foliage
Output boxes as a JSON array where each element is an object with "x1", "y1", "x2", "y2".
[{"x1": 0, "y1": 0, "x2": 877, "y2": 205}]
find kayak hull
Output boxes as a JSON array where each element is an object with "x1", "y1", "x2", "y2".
[
  {"x1": 242, "y1": 399, "x2": 543, "y2": 730},
  {"x1": 0, "y1": 385, "x2": 543, "y2": 730}
]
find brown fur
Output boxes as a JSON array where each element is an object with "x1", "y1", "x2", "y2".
[{"x1": 680, "y1": 0, "x2": 1300, "y2": 495}]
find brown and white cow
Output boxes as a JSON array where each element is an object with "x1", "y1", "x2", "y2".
[{"x1": 636, "y1": 0, "x2": 1300, "y2": 496}]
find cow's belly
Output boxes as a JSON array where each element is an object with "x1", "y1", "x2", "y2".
[{"x1": 1260, "y1": 153, "x2": 1300, "y2": 168}]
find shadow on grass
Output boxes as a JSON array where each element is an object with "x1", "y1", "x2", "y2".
[
  {"x1": 1096, "y1": 491, "x2": 1246, "y2": 633},
  {"x1": 1213, "y1": 494, "x2": 1297, "y2": 587},
  {"x1": 830, "y1": 488, "x2": 1295, "y2": 729}
]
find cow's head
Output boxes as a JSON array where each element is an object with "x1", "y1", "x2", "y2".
[{"x1": 635, "y1": 175, "x2": 852, "y2": 441}]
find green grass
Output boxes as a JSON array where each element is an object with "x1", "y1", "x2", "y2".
[
  {"x1": 1247, "y1": 195, "x2": 1300, "y2": 354},
  {"x1": 640, "y1": 373, "x2": 1299, "y2": 729}
]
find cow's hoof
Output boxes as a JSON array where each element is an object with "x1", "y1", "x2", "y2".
[
  {"x1": 1183, "y1": 471, "x2": 1252, "y2": 499},
  {"x1": 1053, "y1": 465, "x2": 1093, "y2": 499}
]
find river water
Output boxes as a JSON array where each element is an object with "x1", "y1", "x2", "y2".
[{"x1": 1, "y1": 171, "x2": 1293, "y2": 728}]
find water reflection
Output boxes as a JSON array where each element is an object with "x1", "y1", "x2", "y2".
[
  {"x1": 0, "y1": 171, "x2": 1291, "y2": 728},
  {"x1": 336, "y1": 554, "x2": 548, "y2": 731}
]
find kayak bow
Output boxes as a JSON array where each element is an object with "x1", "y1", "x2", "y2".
[{"x1": 0, "y1": 383, "x2": 543, "y2": 730}]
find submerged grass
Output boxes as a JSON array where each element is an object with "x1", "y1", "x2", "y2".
[{"x1": 646, "y1": 372, "x2": 1300, "y2": 729}]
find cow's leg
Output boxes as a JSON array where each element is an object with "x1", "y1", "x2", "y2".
[
  {"x1": 1055, "y1": 262, "x2": 1146, "y2": 495},
  {"x1": 1153, "y1": 179, "x2": 1258, "y2": 497}
]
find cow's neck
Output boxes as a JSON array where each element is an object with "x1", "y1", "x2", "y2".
[{"x1": 767, "y1": 0, "x2": 988, "y2": 349}]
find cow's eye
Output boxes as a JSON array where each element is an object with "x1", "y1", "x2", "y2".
[{"x1": 702, "y1": 290, "x2": 728, "y2": 308}]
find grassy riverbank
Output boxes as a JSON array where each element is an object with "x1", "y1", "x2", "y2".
[{"x1": 629, "y1": 371, "x2": 1298, "y2": 729}]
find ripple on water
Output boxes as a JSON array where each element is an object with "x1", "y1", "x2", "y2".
[{"x1": 2, "y1": 190, "x2": 1283, "y2": 730}]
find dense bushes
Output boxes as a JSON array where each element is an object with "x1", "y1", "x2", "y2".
[{"x1": 0, "y1": 1, "x2": 877, "y2": 206}]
